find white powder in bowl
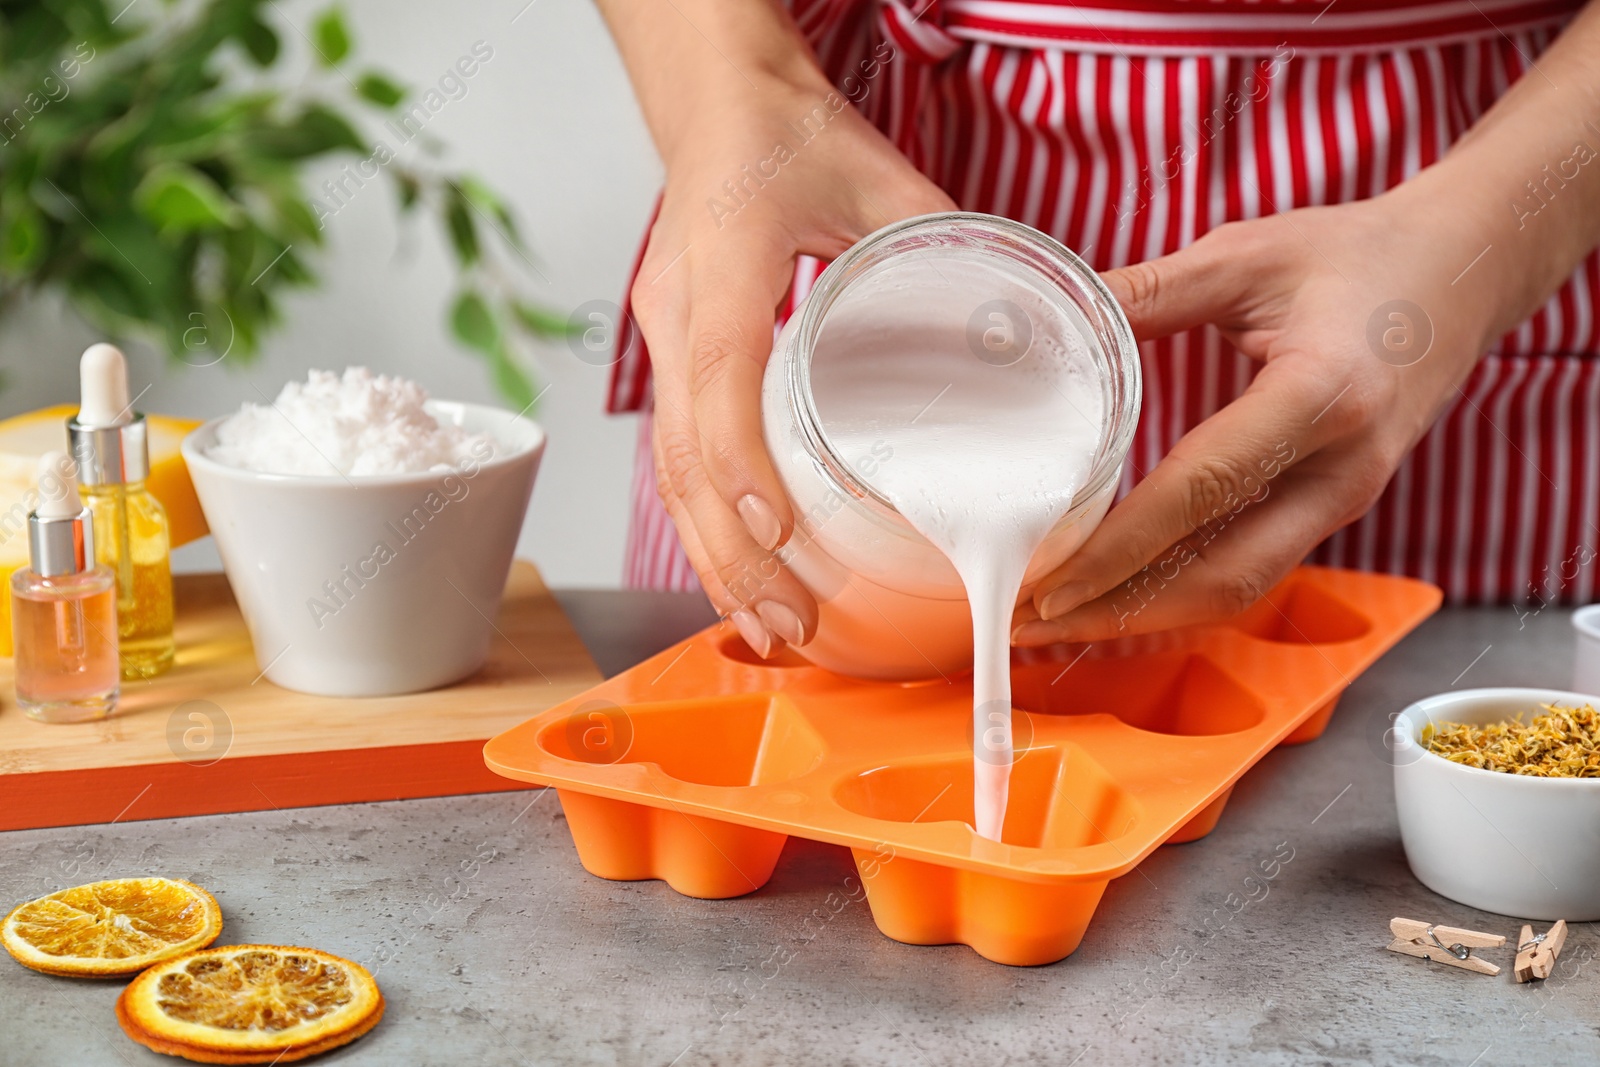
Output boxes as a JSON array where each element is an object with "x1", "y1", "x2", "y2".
[{"x1": 207, "y1": 367, "x2": 499, "y2": 476}]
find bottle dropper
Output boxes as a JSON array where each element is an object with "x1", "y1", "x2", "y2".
[
  {"x1": 68, "y1": 344, "x2": 176, "y2": 678},
  {"x1": 78, "y1": 343, "x2": 132, "y2": 428}
]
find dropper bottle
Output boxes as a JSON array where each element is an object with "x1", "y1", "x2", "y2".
[
  {"x1": 11, "y1": 453, "x2": 120, "y2": 722},
  {"x1": 67, "y1": 344, "x2": 175, "y2": 679}
]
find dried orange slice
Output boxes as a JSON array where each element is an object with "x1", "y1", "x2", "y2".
[
  {"x1": 117, "y1": 945, "x2": 384, "y2": 1063},
  {"x1": 2, "y1": 878, "x2": 222, "y2": 977}
]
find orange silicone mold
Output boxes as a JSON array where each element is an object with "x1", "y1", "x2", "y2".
[{"x1": 484, "y1": 566, "x2": 1440, "y2": 965}]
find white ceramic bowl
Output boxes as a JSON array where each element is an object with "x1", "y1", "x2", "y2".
[
  {"x1": 1575, "y1": 605, "x2": 1600, "y2": 696},
  {"x1": 1393, "y1": 687, "x2": 1600, "y2": 920},
  {"x1": 182, "y1": 401, "x2": 545, "y2": 697}
]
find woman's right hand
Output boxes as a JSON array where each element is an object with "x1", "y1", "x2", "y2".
[{"x1": 627, "y1": 58, "x2": 954, "y2": 657}]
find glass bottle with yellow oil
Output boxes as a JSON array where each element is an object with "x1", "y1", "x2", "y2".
[{"x1": 67, "y1": 344, "x2": 175, "y2": 679}]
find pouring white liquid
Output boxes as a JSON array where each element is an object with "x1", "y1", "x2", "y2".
[{"x1": 809, "y1": 251, "x2": 1105, "y2": 840}]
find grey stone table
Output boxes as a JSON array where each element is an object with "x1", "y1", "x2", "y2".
[{"x1": 2, "y1": 588, "x2": 1596, "y2": 1067}]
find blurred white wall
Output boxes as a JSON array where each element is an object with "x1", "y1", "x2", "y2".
[{"x1": 0, "y1": 0, "x2": 658, "y2": 587}]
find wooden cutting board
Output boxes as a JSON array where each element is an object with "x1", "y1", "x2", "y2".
[{"x1": 0, "y1": 562, "x2": 601, "y2": 831}]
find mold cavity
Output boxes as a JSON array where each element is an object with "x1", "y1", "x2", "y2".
[
  {"x1": 1012, "y1": 652, "x2": 1267, "y2": 736},
  {"x1": 716, "y1": 635, "x2": 810, "y2": 668},
  {"x1": 834, "y1": 745, "x2": 1137, "y2": 849},
  {"x1": 539, "y1": 695, "x2": 825, "y2": 787},
  {"x1": 1231, "y1": 576, "x2": 1370, "y2": 644}
]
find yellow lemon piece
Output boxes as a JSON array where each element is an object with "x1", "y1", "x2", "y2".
[
  {"x1": 1, "y1": 877, "x2": 223, "y2": 977},
  {"x1": 0, "y1": 404, "x2": 205, "y2": 655},
  {"x1": 0, "y1": 403, "x2": 206, "y2": 545},
  {"x1": 118, "y1": 944, "x2": 384, "y2": 1064}
]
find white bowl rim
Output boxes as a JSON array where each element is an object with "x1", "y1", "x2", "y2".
[
  {"x1": 180, "y1": 398, "x2": 545, "y2": 487},
  {"x1": 1396, "y1": 685, "x2": 1600, "y2": 789},
  {"x1": 1574, "y1": 604, "x2": 1600, "y2": 638}
]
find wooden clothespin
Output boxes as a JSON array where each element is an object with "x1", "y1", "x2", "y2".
[
  {"x1": 1514, "y1": 921, "x2": 1567, "y2": 983},
  {"x1": 1387, "y1": 917, "x2": 1506, "y2": 975}
]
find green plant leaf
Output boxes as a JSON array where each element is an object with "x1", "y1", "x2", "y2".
[
  {"x1": 237, "y1": 16, "x2": 279, "y2": 65},
  {"x1": 394, "y1": 173, "x2": 421, "y2": 211},
  {"x1": 312, "y1": 7, "x2": 351, "y2": 66},
  {"x1": 444, "y1": 189, "x2": 478, "y2": 265},
  {"x1": 488, "y1": 343, "x2": 536, "y2": 410},
  {"x1": 357, "y1": 71, "x2": 405, "y2": 108},
  {"x1": 449, "y1": 290, "x2": 497, "y2": 353},
  {"x1": 134, "y1": 164, "x2": 244, "y2": 234},
  {"x1": 145, "y1": 107, "x2": 241, "y2": 163},
  {"x1": 266, "y1": 239, "x2": 314, "y2": 285},
  {"x1": 448, "y1": 291, "x2": 537, "y2": 407},
  {"x1": 219, "y1": 295, "x2": 263, "y2": 358},
  {"x1": 250, "y1": 104, "x2": 365, "y2": 159},
  {"x1": 0, "y1": 209, "x2": 47, "y2": 275},
  {"x1": 72, "y1": 262, "x2": 147, "y2": 325},
  {"x1": 83, "y1": 212, "x2": 172, "y2": 294},
  {"x1": 271, "y1": 195, "x2": 324, "y2": 244},
  {"x1": 454, "y1": 175, "x2": 523, "y2": 251},
  {"x1": 511, "y1": 300, "x2": 580, "y2": 338}
]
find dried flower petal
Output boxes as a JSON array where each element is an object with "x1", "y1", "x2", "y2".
[{"x1": 1424, "y1": 704, "x2": 1600, "y2": 778}]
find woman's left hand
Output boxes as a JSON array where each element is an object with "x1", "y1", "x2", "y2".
[{"x1": 1012, "y1": 187, "x2": 1502, "y2": 644}]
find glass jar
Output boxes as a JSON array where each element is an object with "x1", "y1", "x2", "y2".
[{"x1": 760, "y1": 213, "x2": 1142, "y2": 680}]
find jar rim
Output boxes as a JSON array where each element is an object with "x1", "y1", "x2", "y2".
[{"x1": 788, "y1": 211, "x2": 1143, "y2": 530}]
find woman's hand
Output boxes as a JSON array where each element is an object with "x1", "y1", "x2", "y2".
[
  {"x1": 1012, "y1": 187, "x2": 1504, "y2": 644},
  {"x1": 627, "y1": 65, "x2": 954, "y2": 656}
]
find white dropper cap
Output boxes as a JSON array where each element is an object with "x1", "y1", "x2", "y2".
[
  {"x1": 29, "y1": 451, "x2": 94, "y2": 576},
  {"x1": 35, "y1": 452, "x2": 81, "y2": 519},
  {"x1": 77, "y1": 343, "x2": 132, "y2": 428}
]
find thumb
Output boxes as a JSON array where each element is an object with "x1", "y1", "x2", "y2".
[
  {"x1": 836, "y1": 158, "x2": 958, "y2": 238},
  {"x1": 876, "y1": 176, "x2": 959, "y2": 221},
  {"x1": 1101, "y1": 236, "x2": 1254, "y2": 343}
]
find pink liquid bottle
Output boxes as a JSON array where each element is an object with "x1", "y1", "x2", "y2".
[{"x1": 11, "y1": 452, "x2": 119, "y2": 723}]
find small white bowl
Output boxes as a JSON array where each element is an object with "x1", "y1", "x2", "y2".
[
  {"x1": 182, "y1": 400, "x2": 545, "y2": 697},
  {"x1": 1393, "y1": 687, "x2": 1600, "y2": 920},
  {"x1": 1575, "y1": 605, "x2": 1600, "y2": 696}
]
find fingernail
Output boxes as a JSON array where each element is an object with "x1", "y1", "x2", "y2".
[
  {"x1": 737, "y1": 494, "x2": 783, "y2": 552},
  {"x1": 732, "y1": 610, "x2": 774, "y2": 659},
  {"x1": 1011, "y1": 620, "x2": 1060, "y2": 646},
  {"x1": 1040, "y1": 581, "x2": 1093, "y2": 620},
  {"x1": 756, "y1": 600, "x2": 805, "y2": 646}
]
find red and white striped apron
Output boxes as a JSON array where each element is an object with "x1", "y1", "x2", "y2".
[{"x1": 610, "y1": 0, "x2": 1600, "y2": 606}]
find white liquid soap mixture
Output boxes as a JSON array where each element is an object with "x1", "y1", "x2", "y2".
[{"x1": 809, "y1": 251, "x2": 1105, "y2": 841}]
